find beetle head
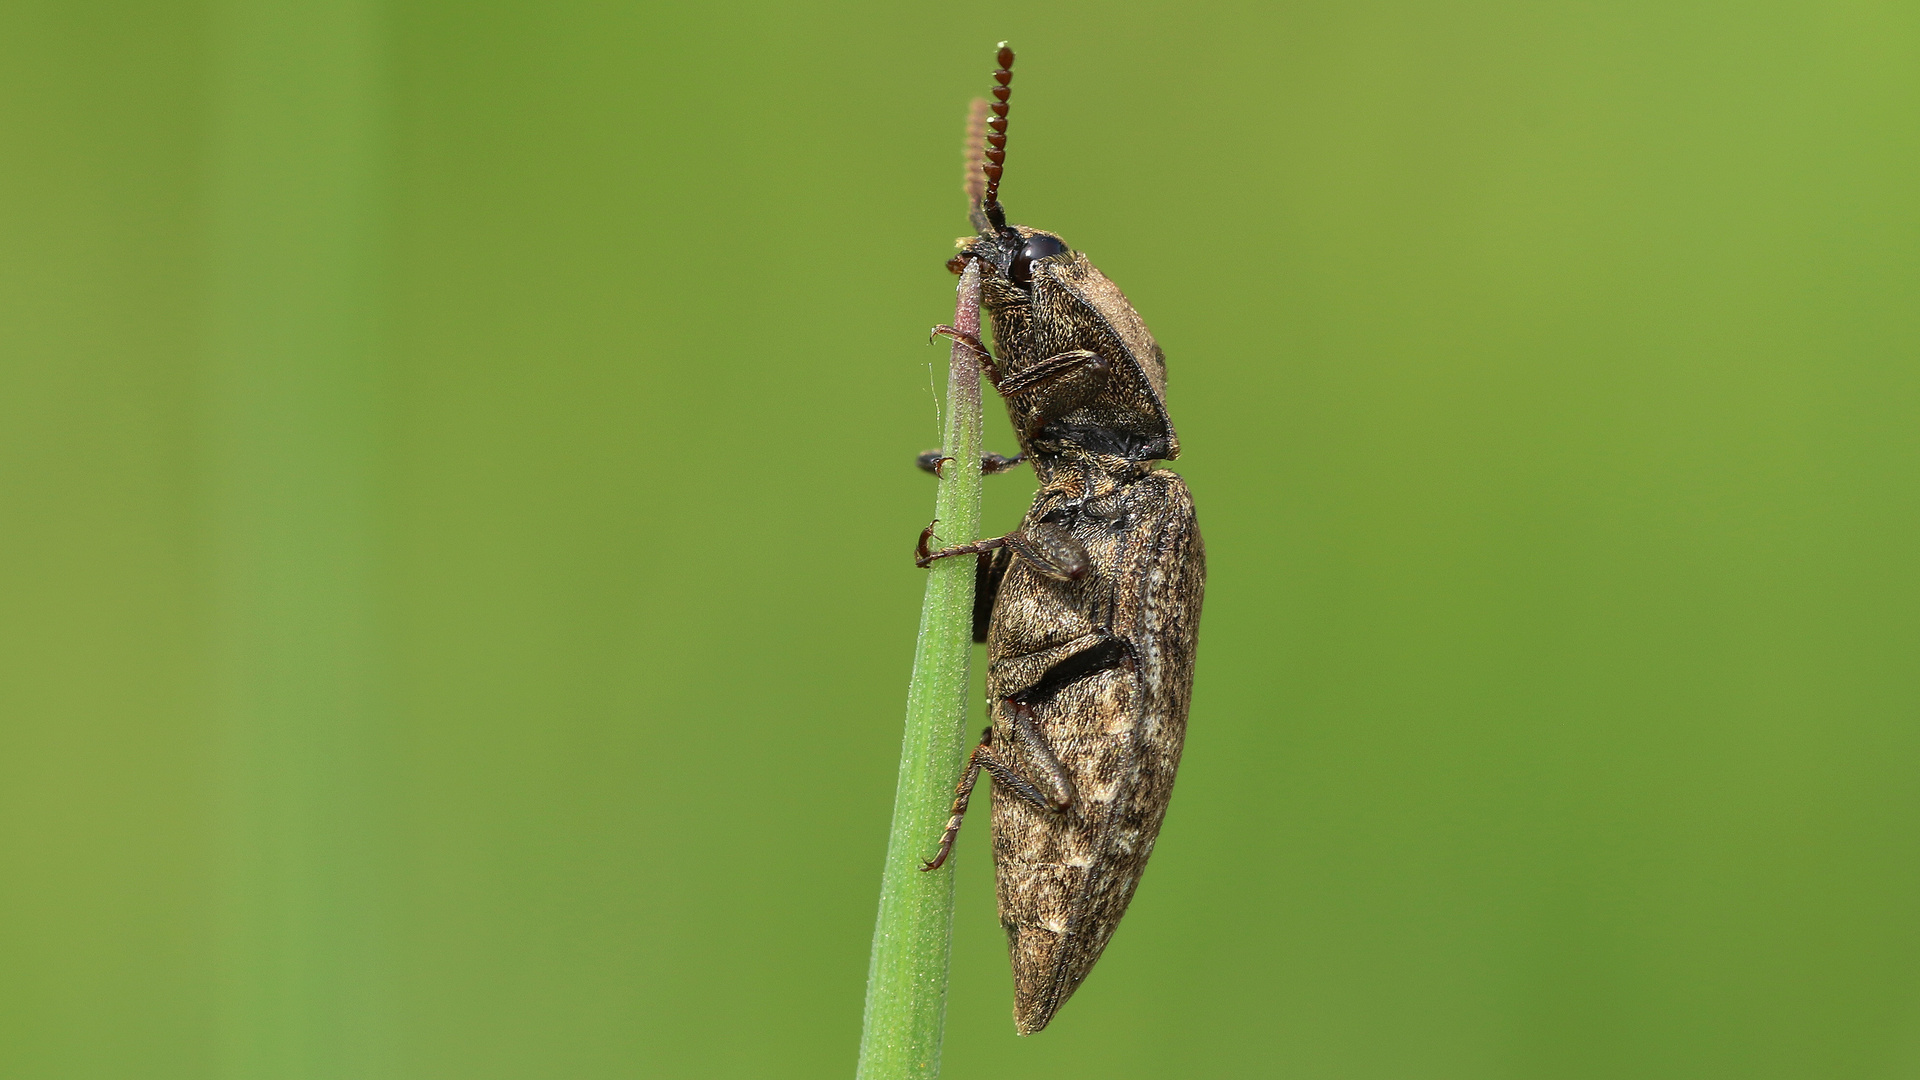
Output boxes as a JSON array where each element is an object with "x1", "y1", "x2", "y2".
[{"x1": 946, "y1": 44, "x2": 1076, "y2": 305}]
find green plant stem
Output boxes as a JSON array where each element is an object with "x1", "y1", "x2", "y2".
[{"x1": 856, "y1": 260, "x2": 985, "y2": 1080}]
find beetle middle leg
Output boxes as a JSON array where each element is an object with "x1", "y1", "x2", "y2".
[
  {"x1": 921, "y1": 707, "x2": 1075, "y2": 872},
  {"x1": 915, "y1": 449, "x2": 1025, "y2": 477},
  {"x1": 911, "y1": 524, "x2": 1014, "y2": 639},
  {"x1": 970, "y1": 545, "x2": 1010, "y2": 643},
  {"x1": 916, "y1": 520, "x2": 1090, "y2": 581}
]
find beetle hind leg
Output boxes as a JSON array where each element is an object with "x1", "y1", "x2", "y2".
[
  {"x1": 921, "y1": 722, "x2": 1072, "y2": 872},
  {"x1": 1003, "y1": 700, "x2": 1074, "y2": 809}
]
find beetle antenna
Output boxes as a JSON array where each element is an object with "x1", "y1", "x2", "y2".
[
  {"x1": 979, "y1": 42, "x2": 1014, "y2": 231},
  {"x1": 963, "y1": 97, "x2": 989, "y2": 206}
]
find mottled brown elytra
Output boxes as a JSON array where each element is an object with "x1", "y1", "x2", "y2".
[{"x1": 915, "y1": 42, "x2": 1205, "y2": 1037}]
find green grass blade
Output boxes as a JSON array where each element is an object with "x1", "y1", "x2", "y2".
[{"x1": 856, "y1": 260, "x2": 985, "y2": 1080}]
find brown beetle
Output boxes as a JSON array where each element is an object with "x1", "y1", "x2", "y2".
[{"x1": 916, "y1": 43, "x2": 1206, "y2": 1036}]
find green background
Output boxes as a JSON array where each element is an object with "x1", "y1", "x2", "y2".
[{"x1": 6, "y1": 1, "x2": 1920, "y2": 1077}]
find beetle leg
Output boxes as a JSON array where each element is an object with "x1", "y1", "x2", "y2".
[
  {"x1": 994, "y1": 350, "x2": 1115, "y2": 439},
  {"x1": 916, "y1": 521, "x2": 1090, "y2": 581},
  {"x1": 995, "y1": 350, "x2": 1108, "y2": 399},
  {"x1": 915, "y1": 522, "x2": 1004, "y2": 567},
  {"x1": 1003, "y1": 700, "x2": 1075, "y2": 810},
  {"x1": 971, "y1": 545, "x2": 1010, "y2": 643},
  {"x1": 930, "y1": 324, "x2": 994, "y2": 363},
  {"x1": 915, "y1": 449, "x2": 1025, "y2": 477},
  {"x1": 921, "y1": 731, "x2": 990, "y2": 872},
  {"x1": 929, "y1": 323, "x2": 987, "y2": 353},
  {"x1": 921, "y1": 726, "x2": 1066, "y2": 872},
  {"x1": 1002, "y1": 522, "x2": 1091, "y2": 581}
]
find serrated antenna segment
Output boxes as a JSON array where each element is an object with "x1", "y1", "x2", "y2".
[
  {"x1": 982, "y1": 42, "x2": 1014, "y2": 209},
  {"x1": 964, "y1": 98, "x2": 989, "y2": 205}
]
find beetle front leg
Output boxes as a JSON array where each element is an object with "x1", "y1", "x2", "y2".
[
  {"x1": 995, "y1": 350, "x2": 1108, "y2": 399},
  {"x1": 991, "y1": 350, "x2": 1115, "y2": 439},
  {"x1": 930, "y1": 323, "x2": 993, "y2": 361}
]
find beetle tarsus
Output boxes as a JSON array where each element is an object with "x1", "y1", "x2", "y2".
[{"x1": 916, "y1": 528, "x2": 1004, "y2": 569}]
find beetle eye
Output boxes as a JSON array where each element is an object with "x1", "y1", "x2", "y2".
[{"x1": 1009, "y1": 234, "x2": 1068, "y2": 285}]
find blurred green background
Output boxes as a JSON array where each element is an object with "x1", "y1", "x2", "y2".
[{"x1": 6, "y1": 1, "x2": 1920, "y2": 1077}]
